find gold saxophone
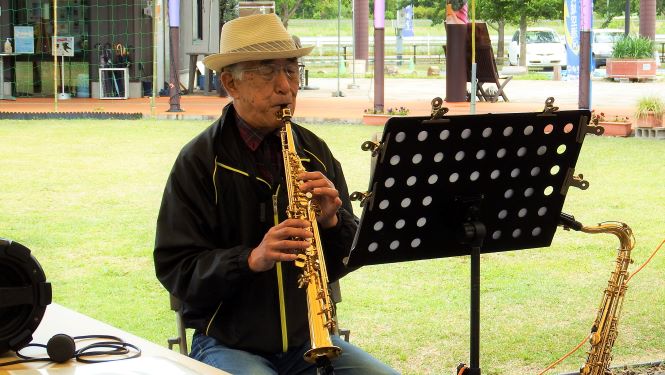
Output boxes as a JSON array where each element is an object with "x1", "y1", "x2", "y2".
[
  {"x1": 580, "y1": 222, "x2": 635, "y2": 375},
  {"x1": 279, "y1": 108, "x2": 342, "y2": 364}
]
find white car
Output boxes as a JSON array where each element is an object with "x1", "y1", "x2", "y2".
[
  {"x1": 593, "y1": 29, "x2": 624, "y2": 67},
  {"x1": 508, "y1": 28, "x2": 567, "y2": 69}
]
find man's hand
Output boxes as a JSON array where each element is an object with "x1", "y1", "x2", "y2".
[
  {"x1": 248, "y1": 219, "x2": 312, "y2": 272},
  {"x1": 298, "y1": 171, "x2": 341, "y2": 229}
]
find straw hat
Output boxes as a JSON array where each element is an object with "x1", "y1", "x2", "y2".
[{"x1": 203, "y1": 14, "x2": 314, "y2": 73}]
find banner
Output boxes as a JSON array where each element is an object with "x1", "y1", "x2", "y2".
[
  {"x1": 399, "y1": 5, "x2": 414, "y2": 37},
  {"x1": 564, "y1": 0, "x2": 581, "y2": 79}
]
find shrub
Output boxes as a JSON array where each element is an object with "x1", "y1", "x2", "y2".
[
  {"x1": 611, "y1": 36, "x2": 655, "y2": 59},
  {"x1": 364, "y1": 106, "x2": 410, "y2": 116},
  {"x1": 634, "y1": 96, "x2": 665, "y2": 119}
]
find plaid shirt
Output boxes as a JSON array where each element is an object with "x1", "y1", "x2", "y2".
[{"x1": 235, "y1": 113, "x2": 283, "y2": 185}]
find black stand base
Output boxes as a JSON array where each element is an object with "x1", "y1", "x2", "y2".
[
  {"x1": 315, "y1": 356, "x2": 335, "y2": 375},
  {"x1": 457, "y1": 363, "x2": 481, "y2": 375}
]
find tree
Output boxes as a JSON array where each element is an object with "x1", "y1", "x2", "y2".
[
  {"x1": 593, "y1": 0, "x2": 638, "y2": 28},
  {"x1": 507, "y1": 0, "x2": 562, "y2": 66},
  {"x1": 276, "y1": 0, "x2": 306, "y2": 28},
  {"x1": 220, "y1": 0, "x2": 239, "y2": 25},
  {"x1": 299, "y1": 0, "x2": 352, "y2": 18},
  {"x1": 475, "y1": 0, "x2": 518, "y2": 64},
  {"x1": 276, "y1": 0, "x2": 352, "y2": 25}
]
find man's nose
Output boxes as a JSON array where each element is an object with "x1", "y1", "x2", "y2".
[{"x1": 273, "y1": 67, "x2": 292, "y2": 93}]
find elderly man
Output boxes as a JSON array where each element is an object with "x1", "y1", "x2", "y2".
[{"x1": 154, "y1": 13, "x2": 398, "y2": 375}]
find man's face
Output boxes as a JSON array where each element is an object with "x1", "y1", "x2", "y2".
[{"x1": 222, "y1": 58, "x2": 300, "y2": 133}]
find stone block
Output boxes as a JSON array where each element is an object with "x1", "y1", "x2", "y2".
[{"x1": 427, "y1": 66, "x2": 440, "y2": 76}]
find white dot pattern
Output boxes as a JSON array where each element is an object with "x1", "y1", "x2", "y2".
[{"x1": 351, "y1": 111, "x2": 587, "y2": 264}]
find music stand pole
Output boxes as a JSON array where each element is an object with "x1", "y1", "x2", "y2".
[
  {"x1": 459, "y1": 204, "x2": 486, "y2": 375},
  {"x1": 470, "y1": 245, "x2": 480, "y2": 374}
]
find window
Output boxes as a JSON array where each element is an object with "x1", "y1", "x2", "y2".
[{"x1": 193, "y1": 0, "x2": 203, "y2": 41}]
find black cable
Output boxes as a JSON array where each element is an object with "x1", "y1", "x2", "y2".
[
  {"x1": 76, "y1": 340, "x2": 141, "y2": 363},
  {"x1": 0, "y1": 334, "x2": 141, "y2": 367}
]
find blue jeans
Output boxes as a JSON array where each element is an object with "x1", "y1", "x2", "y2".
[{"x1": 190, "y1": 332, "x2": 399, "y2": 375}]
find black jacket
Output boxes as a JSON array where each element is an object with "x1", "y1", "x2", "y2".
[{"x1": 154, "y1": 103, "x2": 357, "y2": 355}]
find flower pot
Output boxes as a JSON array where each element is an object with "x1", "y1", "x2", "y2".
[
  {"x1": 598, "y1": 121, "x2": 633, "y2": 137},
  {"x1": 606, "y1": 58, "x2": 657, "y2": 79},
  {"x1": 362, "y1": 114, "x2": 392, "y2": 126},
  {"x1": 635, "y1": 112, "x2": 663, "y2": 128}
]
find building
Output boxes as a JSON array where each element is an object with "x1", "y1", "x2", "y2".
[{"x1": 0, "y1": 0, "x2": 220, "y2": 98}]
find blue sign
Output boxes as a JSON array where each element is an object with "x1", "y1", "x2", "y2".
[
  {"x1": 564, "y1": 0, "x2": 580, "y2": 79},
  {"x1": 13, "y1": 26, "x2": 34, "y2": 54},
  {"x1": 400, "y1": 5, "x2": 414, "y2": 37}
]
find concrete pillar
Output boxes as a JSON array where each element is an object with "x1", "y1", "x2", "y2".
[
  {"x1": 639, "y1": 0, "x2": 656, "y2": 40},
  {"x1": 445, "y1": 24, "x2": 467, "y2": 103},
  {"x1": 354, "y1": 0, "x2": 368, "y2": 60}
]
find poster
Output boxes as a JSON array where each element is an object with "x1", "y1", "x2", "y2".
[
  {"x1": 13, "y1": 26, "x2": 35, "y2": 54},
  {"x1": 52, "y1": 36, "x2": 75, "y2": 57},
  {"x1": 564, "y1": 0, "x2": 581, "y2": 79}
]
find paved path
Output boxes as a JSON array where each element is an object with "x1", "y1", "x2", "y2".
[{"x1": 1, "y1": 77, "x2": 662, "y2": 123}]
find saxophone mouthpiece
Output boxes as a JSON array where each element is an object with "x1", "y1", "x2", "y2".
[
  {"x1": 279, "y1": 106, "x2": 292, "y2": 120},
  {"x1": 275, "y1": 105, "x2": 291, "y2": 120}
]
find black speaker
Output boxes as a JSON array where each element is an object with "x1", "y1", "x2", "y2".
[{"x1": 0, "y1": 238, "x2": 52, "y2": 354}]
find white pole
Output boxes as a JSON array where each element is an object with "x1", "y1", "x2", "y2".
[
  {"x1": 61, "y1": 55, "x2": 65, "y2": 95},
  {"x1": 332, "y1": 0, "x2": 344, "y2": 96},
  {"x1": 58, "y1": 51, "x2": 70, "y2": 99},
  {"x1": 337, "y1": 0, "x2": 340, "y2": 93},
  {"x1": 348, "y1": 0, "x2": 359, "y2": 89}
]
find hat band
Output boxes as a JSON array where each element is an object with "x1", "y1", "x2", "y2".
[{"x1": 227, "y1": 39, "x2": 297, "y2": 54}]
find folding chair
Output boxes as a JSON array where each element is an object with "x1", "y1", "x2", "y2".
[
  {"x1": 473, "y1": 45, "x2": 512, "y2": 102},
  {"x1": 166, "y1": 281, "x2": 350, "y2": 356},
  {"x1": 465, "y1": 22, "x2": 512, "y2": 102},
  {"x1": 167, "y1": 294, "x2": 189, "y2": 355},
  {"x1": 329, "y1": 281, "x2": 350, "y2": 342}
]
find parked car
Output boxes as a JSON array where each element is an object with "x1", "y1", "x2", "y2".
[
  {"x1": 507, "y1": 27, "x2": 567, "y2": 69},
  {"x1": 593, "y1": 29, "x2": 624, "y2": 67}
]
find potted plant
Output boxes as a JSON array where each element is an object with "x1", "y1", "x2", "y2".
[
  {"x1": 605, "y1": 36, "x2": 657, "y2": 79},
  {"x1": 362, "y1": 106, "x2": 410, "y2": 125},
  {"x1": 634, "y1": 95, "x2": 664, "y2": 128},
  {"x1": 591, "y1": 110, "x2": 633, "y2": 137}
]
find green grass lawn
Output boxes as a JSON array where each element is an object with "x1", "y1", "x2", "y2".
[{"x1": 1, "y1": 119, "x2": 663, "y2": 374}]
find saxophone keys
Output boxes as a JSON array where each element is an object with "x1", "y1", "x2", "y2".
[
  {"x1": 297, "y1": 273, "x2": 309, "y2": 288},
  {"x1": 294, "y1": 253, "x2": 307, "y2": 268}
]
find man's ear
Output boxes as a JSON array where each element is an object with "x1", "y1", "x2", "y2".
[{"x1": 220, "y1": 71, "x2": 239, "y2": 97}]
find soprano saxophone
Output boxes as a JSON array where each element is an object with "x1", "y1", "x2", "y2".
[
  {"x1": 279, "y1": 108, "x2": 342, "y2": 364},
  {"x1": 580, "y1": 222, "x2": 635, "y2": 375}
]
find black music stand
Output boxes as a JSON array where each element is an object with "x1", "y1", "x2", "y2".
[{"x1": 346, "y1": 100, "x2": 594, "y2": 374}]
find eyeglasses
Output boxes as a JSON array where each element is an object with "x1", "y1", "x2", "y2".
[{"x1": 241, "y1": 62, "x2": 300, "y2": 83}]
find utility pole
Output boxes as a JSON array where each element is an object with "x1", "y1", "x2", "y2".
[
  {"x1": 167, "y1": 0, "x2": 184, "y2": 112},
  {"x1": 332, "y1": 0, "x2": 344, "y2": 97}
]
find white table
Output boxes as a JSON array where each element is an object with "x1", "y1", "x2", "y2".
[{"x1": 0, "y1": 303, "x2": 229, "y2": 374}]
